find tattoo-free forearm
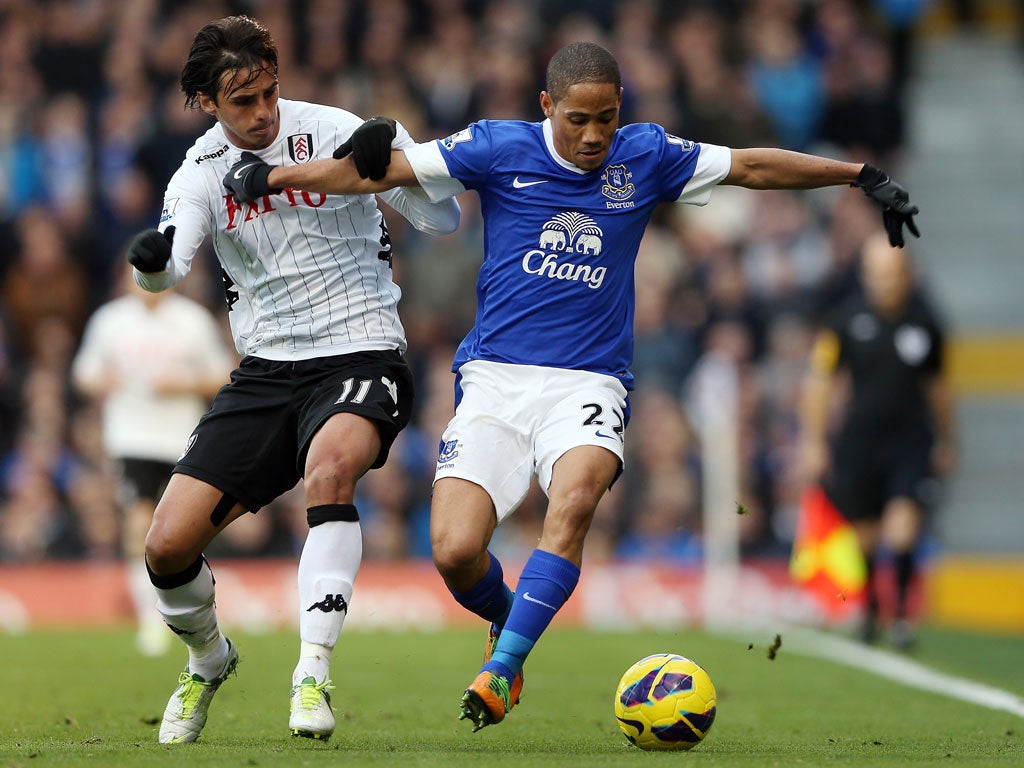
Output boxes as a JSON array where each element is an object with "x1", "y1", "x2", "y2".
[
  {"x1": 726, "y1": 148, "x2": 863, "y2": 190},
  {"x1": 268, "y1": 151, "x2": 419, "y2": 196}
]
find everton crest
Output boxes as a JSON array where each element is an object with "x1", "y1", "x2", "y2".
[{"x1": 601, "y1": 164, "x2": 635, "y2": 201}]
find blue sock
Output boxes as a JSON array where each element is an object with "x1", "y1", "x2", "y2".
[
  {"x1": 484, "y1": 549, "x2": 580, "y2": 680},
  {"x1": 448, "y1": 551, "x2": 513, "y2": 627}
]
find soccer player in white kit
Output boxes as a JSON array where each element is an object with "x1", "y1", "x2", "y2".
[
  {"x1": 72, "y1": 268, "x2": 233, "y2": 658},
  {"x1": 127, "y1": 16, "x2": 459, "y2": 744},
  {"x1": 229, "y1": 41, "x2": 920, "y2": 732}
]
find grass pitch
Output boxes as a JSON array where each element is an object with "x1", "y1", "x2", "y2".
[{"x1": 0, "y1": 625, "x2": 1020, "y2": 767}]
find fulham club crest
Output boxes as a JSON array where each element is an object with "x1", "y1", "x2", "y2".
[{"x1": 288, "y1": 133, "x2": 314, "y2": 163}]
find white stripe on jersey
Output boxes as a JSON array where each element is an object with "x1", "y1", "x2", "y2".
[{"x1": 154, "y1": 99, "x2": 454, "y2": 361}]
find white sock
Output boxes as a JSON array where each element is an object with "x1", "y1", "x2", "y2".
[
  {"x1": 153, "y1": 558, "x2": 228, "y2": 679},
  {"x1": 294, "y1": 641, "x2": 333, "y2": 685},
  {"x1": 295, "y1": 520, "x2": 361, "y2": 685},
  {"x1": 128, "y1": 557, "x2": 164, "y2": 632}
]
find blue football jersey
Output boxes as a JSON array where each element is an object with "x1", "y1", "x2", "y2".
[{"x1": 406, "y1": 119, "x2": 730, "y2": 389}]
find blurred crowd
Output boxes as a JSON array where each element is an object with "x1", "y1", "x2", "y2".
[{"x1": 0, "y1": 0, "x2": 934, "y2": 565}]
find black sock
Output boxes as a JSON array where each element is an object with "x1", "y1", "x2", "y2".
[
  {"x1": 864, "y1": 555, "x2": 878, "y2": 618},
  {"x1": 894, "y1": 551, "x2": 915, "y2": 619}
]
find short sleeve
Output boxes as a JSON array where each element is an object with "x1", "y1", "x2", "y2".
[
  {"x1": 674, "y1": 143, "x2": 731, "y2": 206},
  {"x1": 403, "y1": 140, "x2": 467, "y2": 203}
]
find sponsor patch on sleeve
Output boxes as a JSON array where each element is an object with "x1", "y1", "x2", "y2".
[
  {"x1": 159, "y1": 198, "x2": 180, "y2": 224},
  {"x1": 441, "y1": 127, "x2": 473, "y2": 150},
  {"x1": 666, "y1": 133, "x2": 696, "y2": 152}
]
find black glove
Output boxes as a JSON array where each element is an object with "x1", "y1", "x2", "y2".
[
  {"x1": 224, "y1": 151, "x2": 280, "y2": 203},
  {"x1": 852, "y1": 163, "x2": 921, "y2": 248},
  {"x1": 332, "y1": 116, "x2": 397, "y2": 180},
  {"x1": 127, "y1": 226, "x2": 175, "y2": 273}
]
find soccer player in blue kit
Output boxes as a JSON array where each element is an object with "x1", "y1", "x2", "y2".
[{"x1": 226, "y1": 41, "x2": 920, "y2": 732}]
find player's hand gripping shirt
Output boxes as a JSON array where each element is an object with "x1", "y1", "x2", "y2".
[
  {"x1": 404, "y1": 119, "x2": 730, "y2": 388},
  {"x1": 138, "y1": 98, "x2": 460, "y2": 361}
]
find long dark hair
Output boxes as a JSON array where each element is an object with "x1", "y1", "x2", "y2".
[{"x1": 180, "y1": 15, "x2": 278, "y2": 109}]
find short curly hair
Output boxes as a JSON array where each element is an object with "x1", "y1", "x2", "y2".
[{"x1": 545, "y1": 42, "x2": 621, "y2": 103}]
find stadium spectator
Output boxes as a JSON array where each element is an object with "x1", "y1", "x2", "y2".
[
  {"x1": 798, "y1": 232, "x2": 955, "y2": 649},
  {"x1": 72, "y1": 264, "x2": 234, "y2": 656},
  {"x1": 0, "y1": 0, "x2": 930, "y2": 621},
  {"x1": 125, "y1": 15, "x2": 458, "y2": 744},
  {"x1": 1, "y1": 207, "x2": 89, "y2": 361},
  {"x1": 235, "y1": 39, "x2": 919, "y2": 733}
]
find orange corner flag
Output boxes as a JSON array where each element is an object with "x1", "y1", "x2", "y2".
[{"x1": 789, "y1": 484, "x2": 866, "y2": 620}]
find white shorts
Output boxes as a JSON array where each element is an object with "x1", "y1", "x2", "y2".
[{"x1": 434, "y1": 360, "x2": 628, "y2": 522}]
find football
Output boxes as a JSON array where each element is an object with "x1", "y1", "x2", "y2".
[{"x1": 613, "y1": 653, "x2": 717, "y2": 750}]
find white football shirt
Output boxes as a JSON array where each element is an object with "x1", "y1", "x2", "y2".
[
  {"x1": 72, "y1": 292, "x2": 233, "y2": 463},
  {"x1": 137, "y1": 98, "x2": 460, "y2": 361}
]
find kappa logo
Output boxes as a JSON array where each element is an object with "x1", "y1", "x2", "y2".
[
  {"x1": 194, "y1": 144, "x2": 230, "y2": 164},
  {"x1": 306, "y1": 593, "x2": 348, "y2": 613},
  {"x1": 288, "y1": 133, "x2": 314, "y2": 163},
  {"x1": 521, "y1": 212, "x2": 607, "y2": 290}
]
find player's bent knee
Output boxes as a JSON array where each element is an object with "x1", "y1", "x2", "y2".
[
  {"x1": 547, "y1": 494, "x2": 599, "y2": 531},
  {"x1": 431, "y1": 539, "x2": 485, "y2": 581},
  {"x1": 144, "y1": 528, "x2": 204, "y2": 577},
  {"x1": 304, "y1": 456, "x2": 369, "y2": 499},
  {"x1": 144, "y1": 547, "x2": 205, "y2": 584}
]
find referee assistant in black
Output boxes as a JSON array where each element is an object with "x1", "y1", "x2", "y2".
[{"x1": 799, "y1": 232, "x2": 956, "y2": 648}]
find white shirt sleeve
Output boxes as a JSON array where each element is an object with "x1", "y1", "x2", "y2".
[
  {"x1": 402, "y1": 141, "x2": 467, "y2": 203},
  {"x1": 134, "y1": 166, "x2": 213, "y2": 292},
  {"x1": 675, "y1": 143, "x2": 732, "y2": 206},
  {"x1": 375, "y1": 121, "x2": 461, "y2": 234}
]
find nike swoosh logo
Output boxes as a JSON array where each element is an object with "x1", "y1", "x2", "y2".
[
  {"x1": 595, "y1": 429, "x2": 618, "y2": 440},
  {"x1": 522, "y1": 592, "x2": 557, "y2": 610},
  {"x1": 233, "y1": 163, "x2": 260, "y2": 180},
  {"x1": 512, "y1": 176, "x2": 548, "y2": 189}
]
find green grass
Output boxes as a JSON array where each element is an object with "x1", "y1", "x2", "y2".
[{"x1": 0, "y1": 626, "x2": 1021, "y2": 767}]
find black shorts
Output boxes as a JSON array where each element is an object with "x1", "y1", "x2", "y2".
[
  {"x1": 825, "y1": 423, "x2": 934, "y2": 522},
  {"x1": 116, "y1": 457, "x2": 175, "y2": 505},
  {"x1": 173, "y1": 349, "x2": 414, "y2": 512}
]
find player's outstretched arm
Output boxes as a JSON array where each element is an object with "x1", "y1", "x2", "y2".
[
  {"x1": 725, "y1": 148, "x2": 862, "y2": 189},
  {"x1": 225, "y1": 116, "x2": 421, "y2": 203},
  {"x1": 724, "y1": 148, "x2": 920, "y2": 247},
  {"x1": 224, "y1": 151, "x2": 417, "y2": 204},
  {"x1": 280, "y1": 151, "x2": 417, "y2": 194}
]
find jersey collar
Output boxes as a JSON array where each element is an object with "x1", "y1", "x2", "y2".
[{"x1": 542, "y1": 119, "x2": 588, "y2": 175}]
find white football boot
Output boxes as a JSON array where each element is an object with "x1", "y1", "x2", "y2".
[
  {"x1": 158, "y1": 639, "x2": 238, "y2": 744},
  {"x1": 289, "y1": 676, "x2": 336, "y2": 740}
]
